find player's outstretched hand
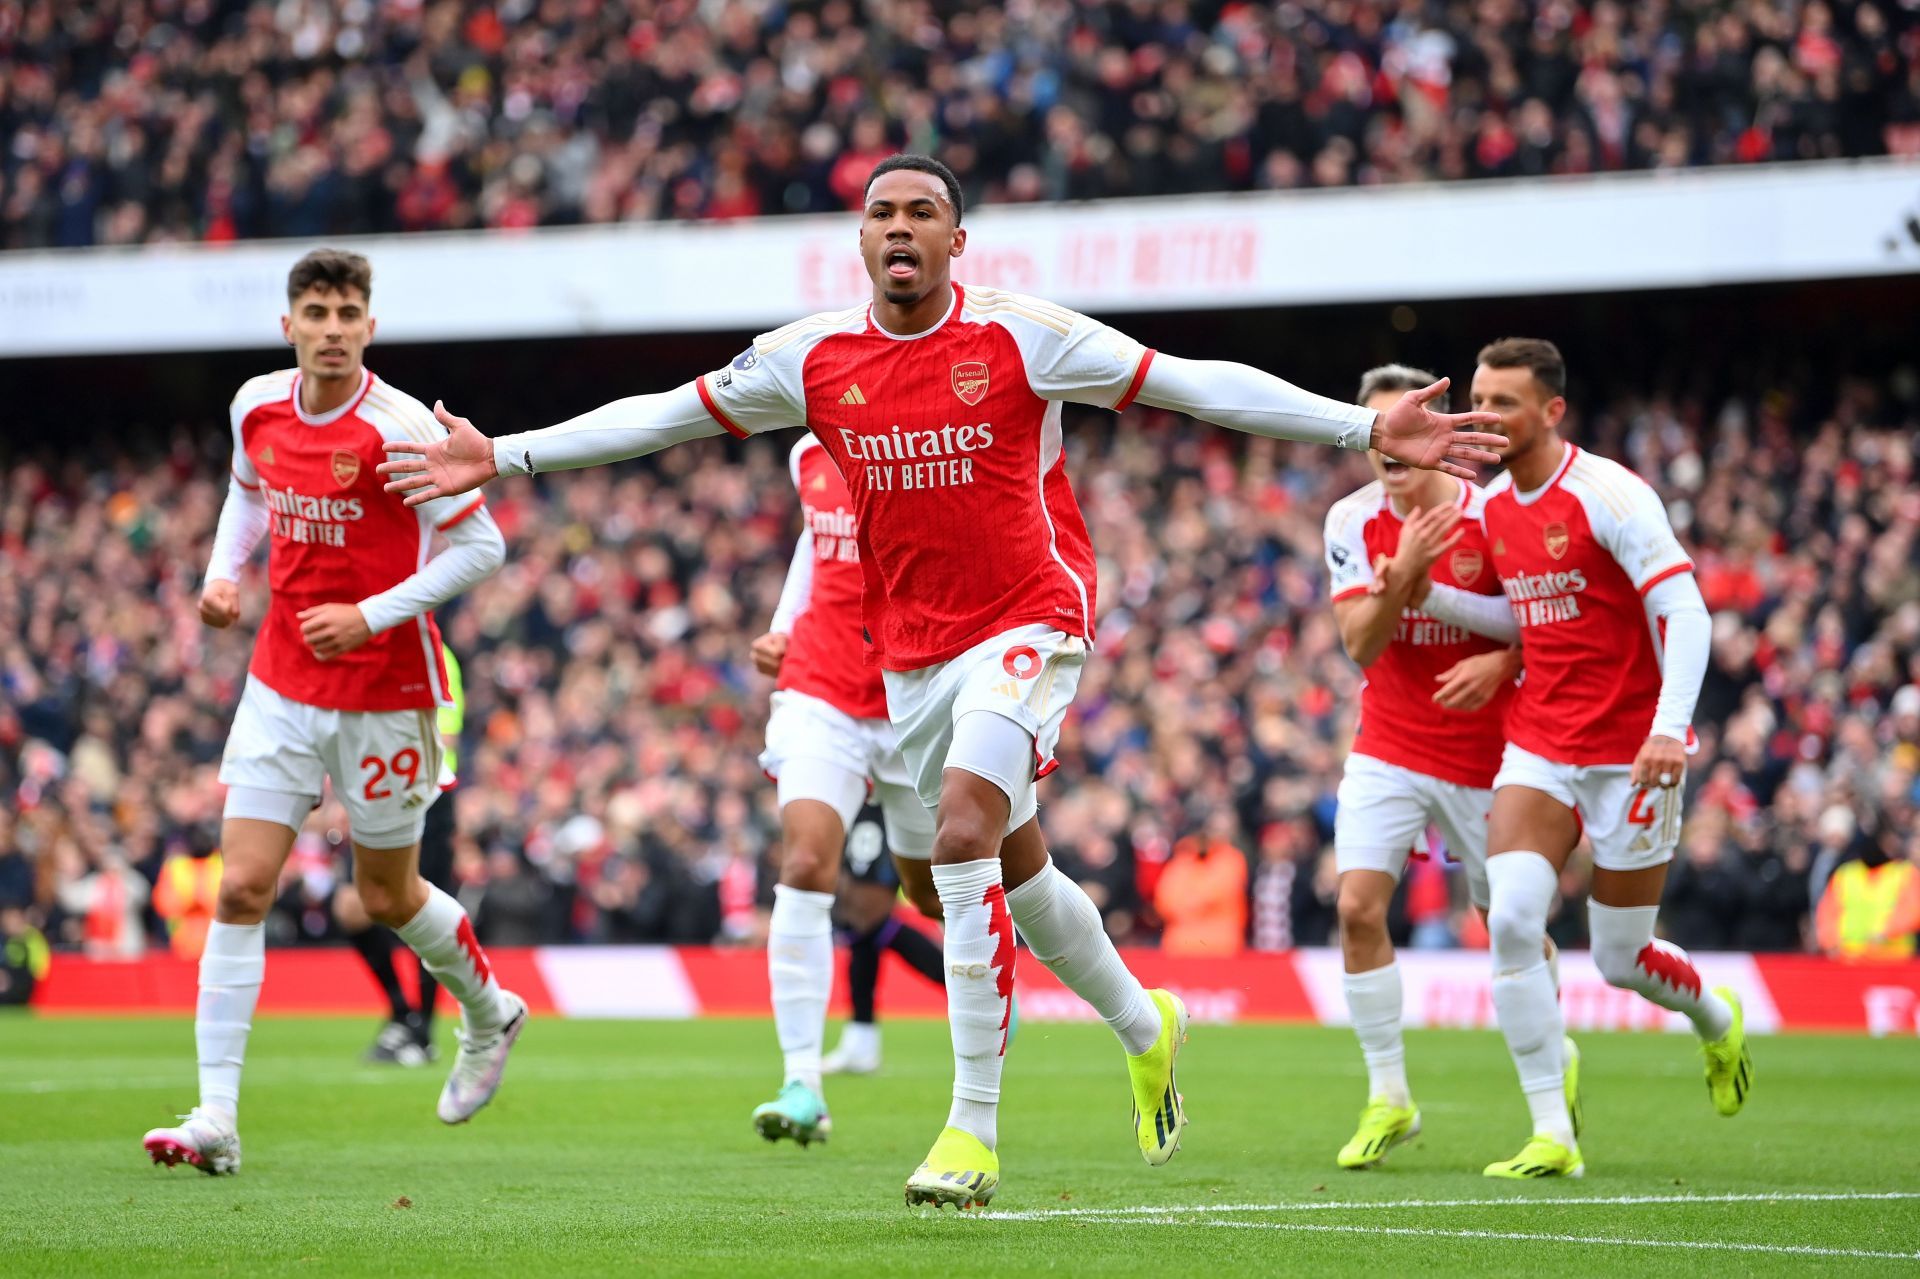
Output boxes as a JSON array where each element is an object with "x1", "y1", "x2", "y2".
[
  {"x1": 377, "y1": 401, "x2": 499, "y2": 507},
  {"x1": 298, "y1": 602, "x2": 373, "y2": 660},
  {"x1": 1373, "y1": 379, "x2": 1507, "y2": 479},
  {"x1": 199, "y1": 579, "x2": 241, "y2": 628},
  {"x1": 750, "y1": 631, "x2": 790, "y2": 677},
  {"x1": 1433, "y1": 647, "x2": 1523, "y2": 711},
  {"x1": 1631, "y1": 734, "x2": 1688, "y2": 789}
]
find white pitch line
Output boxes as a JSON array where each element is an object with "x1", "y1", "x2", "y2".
[
  {"x1": 1190, "y1": 1219, "x2": 1920, "y2": 1263},
  {"x1": 973, "y1": 1190, "x2": 1920, "y2": 1221}
]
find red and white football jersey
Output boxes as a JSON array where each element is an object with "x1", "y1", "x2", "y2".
[
  {"x1": 697, "y1": 283, "x2": 1154, "y2": 670},
  {"x1": 1481, "y1": 444, "x2": 1693, "y2": 766},
  {"x1": 228, "y1": 368, "x2": 486, "y2": 712},
  {"x1": 779, "y1": 436, "x2": 889, "y2": 719},
  {"x1": 1324, "y1": 478, "x2": 1513, "y2": 789}
]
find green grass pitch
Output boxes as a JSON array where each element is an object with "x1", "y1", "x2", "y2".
[{"x1": 2, "y1": 1015, "x2": 1916, "y2": 1275}]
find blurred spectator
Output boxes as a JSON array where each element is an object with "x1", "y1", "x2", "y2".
[
  {"x1": 1153, "y1": 813, "x2": 1249, "y2": 956},
  {"x1": 4, "y1": 0, "x2": 1917, "y2": 249},
  {"x1": 0, "y1": 905, "x2": 50, "y2": 1005},
  {"x1": 55, "y1": 849, "x2": 150, "y2": 958},
  {"x1": 1815, "y1": 834, "x2": 1920, "y2": 959},
  {"x1": 151, "y1": 837, "x2": 222, "y2": 961}
]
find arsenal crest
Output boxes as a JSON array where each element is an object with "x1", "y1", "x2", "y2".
[
  {"x1": 1449, "y1": 547, "x2": 1484, "y2": 585},
  {"x1": 952, "y1": 361, "x2": 990, "y2": 407},
  {"x1": 331, "y1": 449, "x2": 362, "y2": 488},
  {"x1": 1543, "y1": 521, "x2": 1570, "y2": 560}
]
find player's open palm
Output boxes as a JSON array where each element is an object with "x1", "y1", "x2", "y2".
[
  {"x1": 199, "y1": 579, "x2": 240, "y2": 628},
  {"x1": 378, "y1": 401, "x2": 498, "y2": 507},
  {"x1": 1375, "y1": 379, "x2": 1507, "y2": 479}
]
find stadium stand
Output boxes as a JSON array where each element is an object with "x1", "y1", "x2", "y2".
[
  {"x1": 4, "y1": 380, "x2": 1915, "y2": 955},
  {"x1": 3, "y1": 0, "x2": 1917, "y2": 248}
]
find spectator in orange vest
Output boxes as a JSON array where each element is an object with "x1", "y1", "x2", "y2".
[
  {"x1": 153, "y1": 831, "x2": 224, "y2": 961},
  {"x1": 1154, "y1": 812, "x2": 1249, "y2": 956},
  {"x1": 1816, "y1": 825, "x2": 1920, "y2": 960}
]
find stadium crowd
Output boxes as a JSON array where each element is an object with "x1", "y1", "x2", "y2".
[
  {"x1": 3, "y1": 0, "x2": 1917, "y2": 248},
  {"x1": 3, "y1": 372, "x2": 1916, "y2": 962}
]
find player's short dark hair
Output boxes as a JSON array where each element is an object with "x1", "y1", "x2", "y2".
[
  {"x1": 866, "y1": 154, "x2": 964, "y2": 225},
  {"x1": 1357, "y1": 364, "x2": 1446, "y2": 412},
  {"x1": 1477, "y1": 337, "x2": 1566, "y2": 398},
  {"x1": 287, "y1": 248, "x2": 373, "y2": 304}
]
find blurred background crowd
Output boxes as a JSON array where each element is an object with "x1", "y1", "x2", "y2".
[
  {"x1": 4, "y1": 371, "x2": 1916, "y2": 962},
  {"x1": 3, "y1": 0, "x2": 1918, "y2": 248}
]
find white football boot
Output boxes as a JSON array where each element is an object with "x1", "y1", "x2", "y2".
[
  {"x1": 437, "y1": 991, "x2": 528, "y2": 1124},
  {"x1": 144, "y1": 1107, "x2": 241, "y2": 1176}
]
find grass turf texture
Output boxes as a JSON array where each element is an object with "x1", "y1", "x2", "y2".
[{"x1": 2, "y1": 1015, "x2": 1916, "y2": 1276}]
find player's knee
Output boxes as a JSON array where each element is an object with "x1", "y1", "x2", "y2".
[
  {"x1": 215, "y1": 872, "x2": 275, "y2": 924},
  {"x1": 931, "y1": 807, "x2": 999, "y2": 864},
  {"x1": 1336, "y1": 879, "x2": 1389, "y2": 942},
  {"x1": 1485, "y1": 898, "x2": 1544, "y2": 967},
  {"x1": 778, "y1": 840, "x2": 836, "y2": 893},
  {"x1": 355, "y1": 877, "x2": 423, "y2": 929}
]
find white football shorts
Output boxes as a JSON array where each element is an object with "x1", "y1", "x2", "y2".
[
  {"x1": 219, "y1": 676, "x2": 442, "y2": 850},
  {"x1": 883, "y1": 623, "x2": 1085, "y2": 836},
  {"x1": 759, "y1": 689, "x2": 933, "y2": 858},
  {"x1": 1492, "y1": 742, "x2": 1683, "y2": 872},
  {"x1": 1334, "y1": 752, "x2": 1493, "y2": 909}
]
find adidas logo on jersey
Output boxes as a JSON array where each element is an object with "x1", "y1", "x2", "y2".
[
  {"x1": 839, "y1": 385, "x2": 868, "y2": 406},
  {"x1": 259, "y1": 446, "x2": 276, "y2": 465},
  {"x1": 991, "y1": 680, "x2": 1020, "y2": 699}
]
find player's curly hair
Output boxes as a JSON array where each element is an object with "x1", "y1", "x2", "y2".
[
  {"x1": 866, "y1": 154, "x2": 965, "y2": 224},
  {"x1": 1477, "y1": 337, "x2": 1566, "y2": 397},
  {"x1": 287, "y1": 248, "x2": 373, "y2": 303}
]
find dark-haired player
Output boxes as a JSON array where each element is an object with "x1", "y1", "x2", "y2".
[
  {"x1": 1412, "y1": 338, "x2": 1751, "y2": 1180},
  {"x1": 143, "y1": 249, "x2": 522, "y2": 1177},
  {"x1": 381, "y1": 154, "x2": 1504, "y2": 1208}
]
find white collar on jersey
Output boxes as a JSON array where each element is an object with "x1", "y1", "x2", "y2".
[
  {"x1": 869, "y1": 283, "x2": 959, "y2": 341},
  {"x1": 1509, "y1": 441, "x2": 1577, "y2": 506},
  {"x1": 290, "y1": 367, "x2": 371, "y2": 427}
]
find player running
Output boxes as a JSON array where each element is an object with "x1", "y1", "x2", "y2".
[
  {"x1": 379, "y1": 154, "x2": 1504, "y2": 1208},
  {"x1": 143, "y1": 250, "x2": 523, "y2": 1177},
  {"x1": 747, "y1": 435, "x2": 946, "y2": 1145},
  {"x1": 1410, "y1": 338, "x2": 1752, "y2": 1179},
  {"x1": 1324, "y1": 365, "x2": 1563, "y2": 1169}
]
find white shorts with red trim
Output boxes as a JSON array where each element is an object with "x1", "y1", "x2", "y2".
[
  {"x1": 219, "y1": 676, "x2": 443, "y2": 849},
  {"x1": 1492, "y1": 742, "x2": 1683, "y2": 872},
  {"x1": 882, "y1": 623, "x2": 1085, "y2": 832},
  {"x1": 759, "y1": 690, "x2": 932, "y2": 858},
  {"x1": 1334, "y1": 752, "x2": 1492, "y2": 908}
]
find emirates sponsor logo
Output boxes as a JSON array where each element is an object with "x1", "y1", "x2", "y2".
[
  {"x1": 1502, "y1": 568, "x2": 1588, "y2": 601},
  {"x1": 841, "y1": 422, "x2": 995, "y2": 492},
  {"x1": 952, "y1": 361, "x2": 990, "y2": 406},
  {"x1": 1449, "y1": 547, "x2": 1483, "y2": 586},
  {"x1": 331, "y1": 449, "x2": 362, "y2": 488},
  {"x1": 1543, "y1": 521, "x2": 1570, "y2": 559},
  {"x1": 265, "y1": 483, "x2": 366, "y2": 548}
]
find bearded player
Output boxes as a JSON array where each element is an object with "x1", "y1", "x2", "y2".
[
  {"x1": 1412, "y1": 338, "x2": 1752, "y2": 1179},
  {"x1": 143, "y1": 250, "x2": 523, "y2": 1176},
  {"x1": 380, "y1": 154, "x2": 1505, "y2": 1208},
  {"x1": 1323, "y1": 364, "x2": 1578, "y2": 1170},
  {"x1": 746, "y1": 434, "x2": 947, "y2": 1145}
]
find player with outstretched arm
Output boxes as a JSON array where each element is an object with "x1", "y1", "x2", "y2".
[
  {"x1": 143, "y1": 250, "x2": 524, "y2": 1176},
  {"x1": 379, "y1": 155, "x2": 1505, "y2": 1208}
]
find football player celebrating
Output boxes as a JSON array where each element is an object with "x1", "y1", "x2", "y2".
[
  {"x1": 1412, "y1": 338, "x2": 1752, "y2": 1179},
  {"x1": 381, "y1": 155, "x2": 1504, "y2": 1207}
]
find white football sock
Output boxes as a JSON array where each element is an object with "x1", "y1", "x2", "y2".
[
  {"x1": 1486, "y1": 853, "x2": 1572, "y2": 1145},
  {"x1": 394, "y1": 883, "x2": 513, "y2": 1035},
  {"x1": 934, "y1": 857, "x2": 1013, "y2": 1150},
  {"x1": 1004, "y1": 860, "x2": 1160, "y2": 1055},
  {"x1": 1588, "y1": 900, "x2": 1732, "y2": 1040},
  {"x1": 196, "y1": 921, "x2": 264, "y2": 1120},
  {"x1": 767, "y1": 884, "x2": 835, "y2": 1092},
  {"x1": 1343, "y1": 962, "x2": 1410, "y2": 1107}
]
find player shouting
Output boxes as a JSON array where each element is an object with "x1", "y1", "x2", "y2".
[
  {"x1": 1411, "y1": 338, "x2": 1752, "y2": 1179},
  {"x1": 379, "y1": 155, "x2": 1504, "y2": 1208},
  {"x1": 1323, "y1": 365, "x2": 1570, "y2": 1170},
  {"x1": 143, "y1": 250, "x2": 523, "y2": 1177},
  {"x1": 747, "y1": 434, "x2": 946, "y2": 1146}
]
